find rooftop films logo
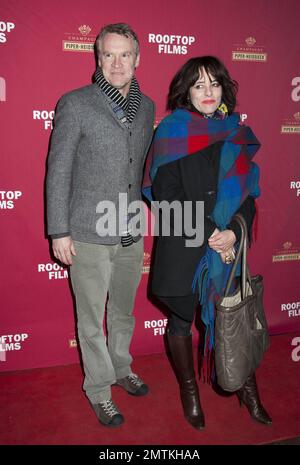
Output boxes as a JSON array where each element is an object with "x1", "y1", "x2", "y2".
[
  {"x1": 0, "y1": 333, "x2": 29, "y2": 362},
  {"x1": 281, "y1": 302, "x2": 300, "y2": 319},
  {"x1": 62, "y1": 24, "x2": 96, "y2": 53},
  {"x1": 148, "y1": 33, "x2": 195, "y2": 55},
  {"x1": 232, "y1": 37, "x2": 267, "y2": 62},
  {"x1": 290, "y1": 180, "x2": 300, "y2": 197},
  {"x1": 0, "y1": 20, "x2": 15, "y2": 44},
  {"x1": 144, "y1": 318, "x2": 168, "y2": 336},
  {"x1": 0, "y1": 190, "x2": 22, "y2": 210},
  {"x1": 33, "y1": 110, "x2": 54, "y2": 130},
  {"x1": 38, "y1": 262, "x2": 68, "y2": 280}
]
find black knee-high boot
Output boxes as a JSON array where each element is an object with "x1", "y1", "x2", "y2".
[
  {"x1": 167, "y1": 331, "x2": 205, "y2": 430},
  {"x1": 237, "y1": 373, "x2": 272, "y2": 425}
]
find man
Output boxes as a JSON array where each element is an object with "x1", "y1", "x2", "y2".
[{"x1": 46, "y1": 23, "x2": 155, "y2": 427}]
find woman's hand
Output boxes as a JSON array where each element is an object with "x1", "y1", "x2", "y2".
[
  {"x1": 208, "y1": 229, "x2": 236, "y2": 253},
  {"x1": 220, "y1": 248, "x2": 235, "y2": 264}
]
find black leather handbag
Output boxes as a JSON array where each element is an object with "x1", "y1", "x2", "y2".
[{"x1": 215, "y1": 213, "x2": 270, "y2": 392}]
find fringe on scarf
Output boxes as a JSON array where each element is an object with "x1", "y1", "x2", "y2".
[{"x1": 192, "y1": 254, "x2": 209, "y2": 303}]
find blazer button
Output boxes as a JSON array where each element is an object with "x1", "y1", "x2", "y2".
[
  {"x1": 129, "y1": 158, "x2": 133, "y2": 163},
  {"x1": 128, "y1": 184, "x2": 132, "y2": 189}
]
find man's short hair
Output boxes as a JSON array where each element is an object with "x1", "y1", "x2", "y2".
[{"x1": 96, "y1": 23, "x2": 140, "y2": 56}]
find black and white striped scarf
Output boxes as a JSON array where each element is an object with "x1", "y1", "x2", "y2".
[{"x1": 94, "y1": 67, "x2": 142, "y2": 126}]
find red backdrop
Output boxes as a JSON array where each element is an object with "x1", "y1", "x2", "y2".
[{"x1": 1, "y1": 0, "x2": 300, "y2": 372}]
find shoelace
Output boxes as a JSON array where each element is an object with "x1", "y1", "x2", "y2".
[
  {"x1": 128, "y1": 374, "x2": 143, "y2": 386},
  {"x1": 100, "y1": 399, "x2": 119, "y2": 417}
]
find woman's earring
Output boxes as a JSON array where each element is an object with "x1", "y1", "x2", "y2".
[{"x1": 217, "y1": 102, "x2": 228, "y2": 117}]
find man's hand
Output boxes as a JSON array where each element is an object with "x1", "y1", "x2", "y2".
[
  {"x1": 208, "y1": 229, "x2": 236, "y2": 253},
  {"x1": 52, "y1": 236, "x2": 76, "y2": 265}
]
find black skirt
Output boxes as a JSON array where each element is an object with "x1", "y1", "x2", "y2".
[{"x1": 157, "y1": 294, "x2": 199, "y2": 322}]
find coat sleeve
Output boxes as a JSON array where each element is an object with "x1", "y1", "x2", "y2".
[
  {"x1": 46, "y1": 95, "x2": 81, "y2": 236},
  {"x1": 227, "y1": 196, "x2": 256, "y2": 243},
  {"x1": 152, "y1": 160, "x2": 217, "y2": 243}
]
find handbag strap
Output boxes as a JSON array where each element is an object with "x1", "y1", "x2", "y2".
[{"x1": 224, "y1": 213, "x2": 249, "y2": 299}]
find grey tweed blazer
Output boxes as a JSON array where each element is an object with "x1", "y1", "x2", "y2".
[{"x1": 46, "y1": 83, "x2": 155, "y2": 244}]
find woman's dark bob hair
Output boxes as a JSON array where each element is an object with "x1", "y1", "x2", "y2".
[{"x1": 167, "y1": 56, "x2": 238, "y2": 114}]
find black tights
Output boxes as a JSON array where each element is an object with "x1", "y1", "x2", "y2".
[
  {"x1": 168, "y1": 312, "x2": 193, "y2": 336},
  {"x1": 158, "y1": 294, "x2": 198, "y2": 336}
]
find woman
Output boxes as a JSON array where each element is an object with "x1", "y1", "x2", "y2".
[{"x1": 143, "y1": 56, "x2": 272, "y2": 430}]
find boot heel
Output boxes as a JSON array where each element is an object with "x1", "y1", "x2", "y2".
[{"x1": 237, "y1": 374, "x2": 272, "y2": 425}]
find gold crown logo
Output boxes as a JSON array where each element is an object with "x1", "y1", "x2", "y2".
[
  {"x1": 245, "y1": 37, "x2": 256, "y2": 47},
  {"x1": 79, "y1": 25, "x2": 91, "y2": 36},
  {"x1": 293, "y1": 112, "x2": 300, "y2": 121},
  {"x1": 283, "y1": 241, "x2": 292, "y2": 250}
]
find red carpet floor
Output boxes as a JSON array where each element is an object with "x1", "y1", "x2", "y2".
[{"x1": 1, "y1": 332, "x2": 300, "y2": 445}]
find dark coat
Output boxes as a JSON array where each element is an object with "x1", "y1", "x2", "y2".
[{"x1": 151, "y1": 141, "x2": 256, "y2": 297}]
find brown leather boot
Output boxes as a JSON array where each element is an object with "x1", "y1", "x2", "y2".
[
  {"x1": 167, "y1": 332, "x2": 205, "y2": 430},
  {"x1": 237, "y1": 373, "x2": 272, "y2": 425}
]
